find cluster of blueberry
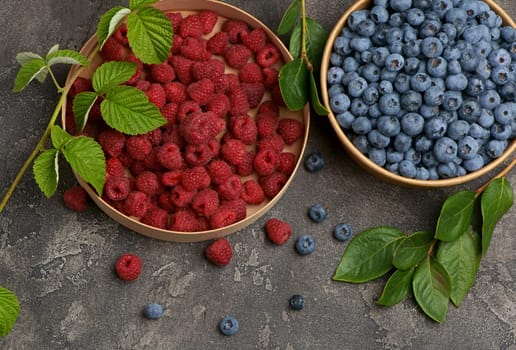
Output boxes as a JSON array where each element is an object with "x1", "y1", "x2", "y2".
[{"x1": 327, "y1": 0, "x2": 515, "y2": 180}]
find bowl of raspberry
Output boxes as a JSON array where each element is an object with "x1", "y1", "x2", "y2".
[
  {"x1": 62, "y1": 0, "x2": 309, "y2": 242},
  {"x1": 321, "y1": 0, "x2": 515, "y2": 188}
]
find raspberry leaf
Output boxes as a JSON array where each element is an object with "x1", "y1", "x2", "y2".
[
  {"x1": 436, "y1": 227, "x2": 481, "y2": 307},
  {"x1": 101, "y1": 85, "x2": 166, "y2": 135},
  {"x1": 15, "y1": 52, "x2": 43, "y2": 65},
  {"x1": 46, "y1": 50, "x2": 89, "y2": 67},
  {"x1": 277, "y1": 0, "x2": 301, "y2": 35},
  {"x1": 47, "y1": 44, "x2": 60, "y2": 56},
  {"x1": 13, "y1": 59, "x2": 47, "y2": 92},
  {"x1": 97, "y1": 6, "x2": 131, "y2": 49},
  {"x1": 33, "y1": 149, "x2": 60, "y2": 198},
  {"x1": 92, "y1": 61, "x2": 136, "y2": 95},
  {"x1": 73, "y1": 92, "x2": 98, "y2": 133},
  {"x1": 62, "y1": 136, "x2": 106, "y2": 195},
  {"x1": 393, "y1": 231, "x2": 434, "y2": 270},
  {"x1": 0, "y1": 286, "x2": 20, "y2": 337},
  {"x1": 50, "y1": 125, "x2": 72, "y2": 150},
  {"x1": 412, "y1": 256, "x2": 451, "y2": 323},
  {"x1": 480, "y1": 178, "x2": 514, "y2": 256},
  {"x1": 126, "y1": 7, "x2": 172, "y2": 64},
  {"x1": 129, "y1": 0, "x2": 158, "y2": 10},
  {"x1": 279, "y1": 58, "x2": 309, "y2": 111},
  {"x1": 309, "y1": 71, "x2": 329, "y2": 116},
  {"x1": 377, "y1": 267, "x2": 415, "y2": 306},
  {"x1": 435, "y1": 190, "x2": 476, "y2": 242}
]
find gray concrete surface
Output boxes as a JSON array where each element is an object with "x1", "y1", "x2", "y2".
[{"x1": 0, "y1": 0, "x2": 514, "y2": 349}]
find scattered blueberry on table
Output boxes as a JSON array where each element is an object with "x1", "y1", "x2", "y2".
[{"x1": 219, "y1": 316, "x2": 239, "y2": 336}]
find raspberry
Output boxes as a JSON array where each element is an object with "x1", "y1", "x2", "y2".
[
  {"x1": 256, "y1": 111, "x2": 279, "y2": 139},
  {"x1": 205, "y1": 238, "x2": 233, "y2": 266},
  {"x1": 259, "y1": 172, "x2": 288, "y2": 198},
  {"x1": 253, "y1": 149, "x2": 279, "y2": 176},
  {"x1": 209, "y1": 208, "x2": 238, "y2": 230},
  {"x1": 170, "y1": 35, "x2": 184, "y2": 54},
  {"x1": 277, "y1": 118, "x2": 305, "y2": 145},
  {"x1": 264, "y1": 218, "x2": 292, "y2": 245},
  {"x1": 69, "y1": 77, "x2": 92, "y2": 98},
  {"x1": 207, "y1": 31, "x2": 230, "y2": 55},
  {"x1": 241, "y1": 82, "x2": 265, "y2": 108},
  {"x1": 191, "y1": 188, "x2": 220, "y2": 216},
  {"x1": 63, "y1": 186, "x2": 89, "y2": 212},
  {"x1": 145, "y1": 83, "x2": 166, "y2": 108},
  {"x1": 180, "y1": 112, "x2": 212, "y2": 145},
  {"x1": 219, "y1": 198, "x2": 246, "y2": 221},
  {"x1": 114, "y1": 23, "x2": 129, "y2": 46},
  {"x1": 141, "y1": 207, "x2": 169, "y2": 229},
  {"x1": 184, "y1": 143, "x2": 214, "y2": 166},
  {"x1": 199, "y1": 10, "x2": 218, "y2": 34},
  {"x1": 106, "y1": 157, "x2": 125, "y2": 179},
  {"x1": 123, "y1": 191, "x2": 148, "y2": 217},
  {"x1": 156, "y1": 142, "x2": 183, "y2": 170},
  {"x1": 145, "y1": 128, "x2": 162, "y2": 146},
  {"x1": 181, "y1": 37, "x2": 211, "y2": 61},
  {"x1": 220, "y1": 139, "x2": 247, "y2": 165},
  {"x1": 257, "y1": 133, "x2": 285, "y2": 153},
  {"x1": 169, "y1": 209, "x2": 199, "y2": 232},
  {"x1": 192, "y1": 59, "x2": 225, "y2": 82},
  {"x1": 125, "y1": 135, "x2": 152, "y2": 161},
  {"x1": 164, "y1": 82, "x2": 188, "y2": 104},
  {"x1": 129, "y1": 160, "x2": 147, "y2": 177},
  {"x1": 100, "y1": 37, "x2": 127, "y2": 61},
  {"x1": 150, "y1": 62, "x2": 176, "y2": 83},
  {"x1": 241, "y1": 27, "x2": 267, "y2": 52},
  {"x1": 135, "y1": 171, "x2": 161, "y2": 196},
  {"x1": 278, "y1": 152, "x2": 297, "y2": 175},
  {"x1": 236, "y1": 151, "x2": 255, "y2": 176},
  {"x1": 239, "y1": 63, "x2": 263, "y2": 83},
  {"x1": 98, "y1": 129, "x2": 126, "y2": 158},
  {"x1": 241, "y1": 180, "x2": 265, "y2": 205},
  {"x1": 217, "y1": 174, "x2": 243, "y2": 201},
  {"x1": 206, "y1": 93, "x2": 231, "y2": 118},
  {"x1": 158, "y1": 191, "x2": 176, "y2": 212},
  {"x1": 171, "y1": 55, "x2": 194, "y2": 84},
  {"x1": 177, "y1": 100, "x2": 202, "y2": 123},
  {"x1": 228, "y1": 86, "x2": 250, "y2": 116},
  {"x1": 105, "y1": 176, "x2": 131, "y2": 201},
  {"x1": 181, "y1": 166, "x2": 211, "y2": 191},
  {"x1": 271, "y1": 84, "x2": 286, "y2": 107},
  {"x1": 207, "y1": 139, "x2": 221, "y2": 158},
  {"x1": 258, "y1": 100, "x2": 280, "y2": 116},
  {"x1": 161, "y1": 102, "x2": 179, "y2": 127},
  {"x1": 221, "y1": 19, "x2": 249, "y2": 43},
  {"x1": 207, "y1": 159, "x2": 235, "y2": 185},
  {"x1": 179, "y1": 14, "x2": 204, "y2": 38},
  {"x1": 170, "y1": 185, "x2": 197, "y2": 208},
  {"x1": 206, "y1": 112, "x2": 225, "y2": 137},
  {"x1": 135, "y1": 79, "x2": 151, "y2": 92},
  {"x1": 224, "y1": 44, "x2": 252, "y2": 68},
  {"x1": 161, "y1": 170, "x2": 183, "y2": 187},
  {"x1": 187, "y1": 78, "x2": 216, "y2": 106},
  {"x1": 214, "y1": 73, "x2": 240, "y2": 94},
  {"x1": 262, "y1": 67, "x2": 279, "y2": 89},
  {"x1": 143, "y1": 148, "x2": 164, "y2": 172},
  {"x1": 231, "y1": 115, "x2": 257, "y2": 145},
  {"x1": 115, "y1": 253, "x2": 142, "y2": 281},
  {"x1": 256, "y1": 44, "x2": 281, "y2": 67},
  {"x1": 166, "y1": 12, "x2": 183, "y2": 33}
]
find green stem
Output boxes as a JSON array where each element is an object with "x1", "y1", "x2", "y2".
[
  {"x1": 300, "y1": 0, "x2": 313, "y2": 71},
  {"x1": 427, "y1": 239, "x2": 437, "y2": 257},
  {"x1": 47, "y1": 66, "x2": 64, "y2": 92}
]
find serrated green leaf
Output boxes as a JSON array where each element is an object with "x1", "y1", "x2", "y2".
[
  {"x1": 277, "y1": 0, "x2": 301, "y2": 35},
  {"x1": 33, "y1": 149, "x2": 59, "y2": 198},
  {"x1": 0, "y1": 286, "x2": 20, "y2": 337},
  {"x1": 435, "y1": 190, "x2": 476, "y2": 242},
  {"x1": 73, "y1": 92, "x2": 98, "y2": 133},
  {"x1": 15, "y1": 52, "x2": 43, "y2": 65},
  {"x1": 309, "y1": 71, "x2": 329, "y2": 116},
  {"x1": 413, "y1": 256, "x2": 451, "y2": 323},
  {"x1": 377, "y1": 268, "x2": 415, "y2": 306},
  {"x1": 126, "y1": 7, "x2": 173, "y2": 64},
  {"x1": 13, "y1": 59, "x2": 47, "y2": 92},
  {"x1": 50, "y1": 125, "x2": 72, "y2": 150},
  {"x1": 393, "y1": 231, "x2": 434, "y2": 270},
  {"x1": 97, "y1": 6, "x2": 130, "y2": 49},
  {"x1": 101, "y1": 85, "x2": 166, "y2": 135},
  {"x1": 129, "y1": 0, "x2": 158, "y2": 10},
  {"x1": 92, "y1": 61, "x2": 136, "y2": 95},
  {"x1": 279, "y1": 58, "x2": 309, "y2": 111},
  {"x1": 62, "y1": 136, "x2": 105, "y2": 195},
  {"x1": 47, "y1": 44, "x2": 60, "y2": 56},
  {"x1": 436, "y1": 227, "x2": 481, "y2": 307},
  {"x1": 333, "y1": 226, "x2": 405, "y2": 283},
  {"x1": 46, "y1": 50, "x2": 89, "y2": 67},
  {"x1": 481, "y1": 177, "x2": 514, "y2": 256}
]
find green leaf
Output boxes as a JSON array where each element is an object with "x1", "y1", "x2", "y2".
[
  {"x1": 377, "y1": 268, "x2": 415, "y2": 306},
  {"x1": 481, "y1": 177, "x2": 514, "y2": 256},
  {"x1": 290, "y1": 18, "x2": 328, "y2": 71},
  {"x1": 0, "y1": 286, "x2": 20, "y2": 337},
  {"x1": 333, "y1": 226, "x2": 405, "y2": 283},
  {"x1": 92, "y1": 61, "x2": 136, "y2": 95},
  {"x1": 33, "y1": 149, "x2": 59, "y2": 198},
  {"x1": 289, "y1": 22, "x2": 302, "y2": 58},
  {"x1": 126, "y1": 7, "x2": 173, "y2": 64},
  {"x1": 309, "y1": 71, "x2": 329, "y2": 116},
  {"x1": 62, "y1": 136, "x2": 105, "y2": 195},
  {"x1": 73, "y1": 92, "x2": 98, "y2": 133},
  {"x1": 393, "y1": 231, "x2": 434, "y2": 270},
  {"x1": 278, "y1": 58, "x2": 309, "y2": 111},
  {"x1": 436, "y1": 227, "x2": 481, "y2": 307},
  {"x1": 413, "y1": 256, "x2": 451, "y2": 323},
  {"x1": 277, "y1": 0, "x2": 301, "y2": 35},
  {"x1": 435, "y1": 190, "x2": 476, "y2": 242},
  {"x1": 46, "y1": 49, "x2": 89, "y2": 67},
  {"x1": 47, "y1": 44, "x2": 60, "y2": 56},
  {"x1": 15, "y1": 51, "x2": 43, "y2": 65},
  {"x1": 13, "y1": 59, "x2": 47, "y2": 92},
  {"x1": 129, "y1": 0, "x2": 158, "y2": 10},
  {"x1": 101, "y1": 85, "x2": 166, "y2": 135},
  {"x1": 97, "y1": 6, "x2": 131, "y2": 49},
  {"x1": 50, "y1": 125, "x2": 72, "y2": 150}
]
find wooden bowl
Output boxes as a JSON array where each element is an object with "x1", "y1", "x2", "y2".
[
  {"x1": 320, "y1": 0, "x2": 516, "y2": 188},
  {"x1": 62, "y1": 0, "x2": 310, "y2": 242}
]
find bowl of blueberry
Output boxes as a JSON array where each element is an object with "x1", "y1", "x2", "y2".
[{"x1": 321, "y1": 0, "x2": 515, "y2": 188}]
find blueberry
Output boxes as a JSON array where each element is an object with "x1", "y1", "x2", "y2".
[
  {"x1": 389, "y1": 13, "x2": 405, "y2": 27},
  {"x1": 399, "y1": 160, "x2": 417, "y2": 178},
  {"x1": 445, "y1": 8, "x2": 468, "y2": 34},
  {"x1": 463, "y1": 154, "x2": 485, "y2": 172},
  {"x1": 416, "y1": 167, "x2": 430, "y2": 180},
  {"x1": 343, "y1": 56, "x2": 360, "y2": 72},
  {"x1": 341, "y1": 71, "x2": 360, "y2": 87},
  {"x1": 478, "y1": 110, "x2": 495, "y2": 128},
  {"x1": 328, "y1": 84, "x2": 344, "y2": 98},
  {"x1": 330, "y1": 52, "x2": 344, "y2": 67},
  {"x1": 390, "y1": 0, "x2": 412, "y2": 12},
  {"x1": 501, "y1": 27, "x2": 516, "y2": 42},
  {"x1": 460, "y1": 48, "x2": 480, "y2": 72},
  {"x1": 422, "y1": 151, "x2": 439, "y2": 168},
  {"x1": 304, "y1": 151, "x2": 325, "y2": 172},
  {"x1": 378, "y1": 93, "x2": 401, "y2": 115},
  {"x1": 420, "y1": 19, "x2": 441, "y2": 37},
  {"x1": 494, "y1": 103, "x2": 514, "y2": 125},
  {"x1": 405, "y1": 57, "x2": 421, "y2": 74},
  {"x1": 421, "y1": 37, "x2": 444, "y2": 58},
  {"x1": 414, "y1": 135, "x2": 433, "y2": 152},
  {"x1": 401, "y1": 113, "x2": 425, "y2": 136},
  {"x1": 458, "y1": 99, "x2": 481, "y2": 123},
  {"x1": 368, "y1": 103, "x2": 382, "y2": 118},
  {"x1": 374, "y1": 0, "x2": 388, "y2": 6},
  {"x1": 370, "y1": 6, "x2": 389, "y2": 24},
  {"x1": 394, "y1": 132, "x2": 412, "y2": 152},
  {"x1": 400, "y1": 90, "x2": 423, "y2": 112},
  {"x1": 447, "y1": 120, "x2": 470, "y2": 140},
  {"x1": 463, "y1": 24, "x2": 485, "y2": 44},
  {"x1": 413, "y1": 0, "x2": 432, "y2": 10},
  {"x1": 347, "y1": 10, "x2": 369, "y2": 31},
  {"x1": 330, "y1": 93, "x2": 351, "y2": 113},
  {"x1": 368, "y1": 129, "x2": 391, "y2": 148},
  {"x1": 469, "y1": 123, "x2": 490, "y2": 140},
  {"x1": 458, "y1": 136, "x2": 480, "y2": 160},
  {"x1": 490, "y1": 123, "x2": 512, "y2": 140},
  {"x1": 394, "y1": 73, "x2": 411, "y2": 93},
  {"x1": 443, "y1": 47, "x2": 461, "y2": 61},
  {"x1": 442, "y1": 90, "x2": 463, "y2": 111},
  {"x1": 426, "y1": 57, "x2": 447, "y2": 78},
  {"x1": 356, "y1": 19, "x2": 376, "y2": 37},
  {"x1": 433, "y1": 137, "x2": 458, "y2": 163},
  {"x1": 377, "y1": 116, "x2": 401, "y2": 137},
  {"x1": 327, "y1": 66, "x2": 344, "y2": 85},
  {"x1": 385, "y1": 162, "x2": 400, "y2": 174},
  {"x1": 295, "y1": 235, "x2": 316, "y2": 255},
  {"x1": 308, "y1": 204, "x2": 328, "y2": 223},
  {"x1": 369, "y1": 147, "x2": 387, "y2": 166},
  {"x1": 491, "y1": 65, "x2": 510, "y2": 85},
  {"x1": 403, "y1": 26, "x2": 419, "y2": 42},
  {"x1": 474, "y1": 59, "x2": 491, "y2": 81},
  {"x1": 353, "y1": 135, "x2": 371, "y2": 154},
  {"x1": 384, "y1": 53, "x2": 405, "y2": 72},
  {"x1": 361, "y1": 63, "x2": 381, "y2": 83},
  {"x1": 405, "y1": 148, "x2": 422, "y2": 165},
  {"x1": 289, "y1": 295, "x2": 305, "y2": 310},
  {"x1": 361, "y1": 50, "x2": 373, "y2": 63},
  {"x1": 403, "y1": 39, "x2": 422, "y2": 57},
  {"x1": 479, "y1": 90, "x2": 501, "y2": 110},
  {"x1": 219, "y1": 316, "x2": 239, "y2": 336},
  {"x1": 350, "y1": 98, "x2": 369, "y2": 116},
  {"x1": 350, "y1": 37, "x2": 372, "y2": 52},
  {"x1": 336, "y1": 111, "x2": 355, "y2": 129},
  {"x1": 333, "y1": 223, "x2": 353, "y2": 241},
  {"x1": 352, "y1": 116, "x2": 373, "y2": 135},
  {"x1": 420, "y1": 104, "x2": 440, "y2": 119},
  {"x1": 407, "y1": 8, "x2": 426, "y2": 26},
  {"x1": 423, "y1": 86, "x2": 444, "y2": 106},
  {"x1": 386, "y1": 148, "x2": 404, "y2": 163},
  {"x1": 143, "y1": 303, "x2": 163, "y2": 320},
  {"x1": 386, "y1": 27, "x2": 403, "y2": 45},
  {"x1": 378, "y1": 80, "x2": 394, "y2": 94},
  {"x1": 500, "y1": 80, "x2": 516, "y2": 100},
  {"x1": 475, "y1": 40, "x2": 493, "y2": 58},
  {"x1": 445, "y1": 74, "x2": 468, "y2": 91},
  {"x1": 438, "y1": 162, "x2": 459, "y2": 178},
  {"x1": 440, "y1": 110, "x2": 458, "y2": 124},
  {"x1": 432, "y1": 0, "x2": 453, "y2": 18},
  {"x1": 333, "y1": 36, "x2": 351, "y2": 55},
  {"x1": 362, "y1": 86, "x2": 380, "y2": 105},
  {"x1": 348, "y1": 77, "x2": 369, "y2": 97}
]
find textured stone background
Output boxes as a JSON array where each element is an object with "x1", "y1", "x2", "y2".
[{"x1": 0, "y1": 0, "x2": 514, "y2": 349}]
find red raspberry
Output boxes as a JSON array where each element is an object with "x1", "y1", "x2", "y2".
[
  {"x1": 180, "y1": 112, "x2": 212, "y2": 145},
  {"x1": 145, "y1": 83, "x2": 166, "y2": 108},
  {"x1": 170, "y1": 185, "x2": 197, "y2": 208},
  {"x1": 143, "y1": 148, "x2": 165, "y2": 171},
  {"x1": 114, "y1": 23, "x2": 129, "y2": 46},
  {"x1": 179, "y1": 14, "x2": 204, "y2": 38},
  {"x1": 187, "y1": 78, "x2": 216, "y2": 106},
  {"x1": 277, "y1": 118, "x2": 305, "y2": 145},
  {"x1": 214, "y1": 73, "x2": 240, "y2": 94},
  {"x1": 262, "y1": 67, "x2": 279, "y2": 89},
  {"x1": 241, "y1": 27, "x2": 267, "y2": 52},
  {"x1": 63, "y1": 186, "x2": 89, "y2": 212},
  {"x1": 207, "y1": 160, "x2": 234, "y2": 185},
  {"x1": 257, "y1": 133, "x2": 285, "y2": 153},
  {"x1": 161, "y1": 125, "x2": 185, "y2": 148},
  {"x1": 278, "y1": 152, "x2": 297, "y2": 175},
  {"x1": 135, "y1": 79, "x2": 151, "y2": 92},
  {"x1": 207, "y1": 31, "x2": 230, "y2": 55},
  {"x1": 181, "y1": 37, "x2": 211, "y2": 61},
  {"x1": 209, "y1": 208, "x2": 238, "y2": 230},
  {"x1": 164, "y1": 82, "x2": 188, "y2": 104},
  {"x1": 228, "y1": 86, "x2": 250, "y2": 116},
  {"x1": 123, "y1": 191, "x2": 148, "y2": 217},
  {"x1": 158, "y1": 191, "x2": 176, "y2": 212},
  {"x1": 129, "y1": 160, "x2": 147, "y2": 177},
  {"x1": 220, "y1": 139, "x2": 247, "y2": 165},
  {"x1": 145, "y1": 128, "x2": 162, "y2": 146},
  {"x1": 239, "y1": 63, "x2": 263, "y2": 83},
  {"x1": 161, "y1": 170, "x2": 183, "y2": 187},
  {"x1": 256, "y1": 43, "x2": 281, "y2": 67},
  {"x1": 150, "y1": 62, "x2": 176, "y2": 83},
  {"x1": 191, "y1": 188, "x2": 220, "y2": 216},
  {"x1": 105, "y1": 157, "x2": 125, "y2": 179},
  {"x1": 166, "y1": 12, "x2": 183, "y2": 33},
  {"x1": 100, "y1": 37, "x2": 127, "y2": 61},
  {"x1": 217, "y1": 174, "x2": 243, "y2": 201},
  {"x1": 221, "y1": 19, "x2": 249, "y2": 43},
  {"x1": 207, "y1": 139, "x2": 221, "y2": 158},
  {"x1": 236, "y1": 151, "x2": 255, "y2": 176},
  {"x1": 258, "y1": 100, "x2": 280, "y2": 116},
  {"x1": 204, "y1": 238, "x2": 233, "y2": 266},
  {"x1": 181, "y1": 166, "x2": 211, "y2": 191},
  {"x1": 206, "y1": 112, "x2": 226, "y2": 137},
  {"x1": 259, "y1": 172, "x2": 288, "y2": 198},
  {"x1": 199, "y1": 10, "x2": 218, "y2": 34},
  {"x1": 115, "y1": 253, "x2": 142, "y2": 281},
  {"x1": 69, "y1": 77, "x2": 92, "y2": 98},
  {"x1": 192, "y1": 59, "x2": 225, "y2": 82},
  {"x1": 241, "y1": 82, "x2": 265, "y2": 108},
  {"x1": 105, "y1": 176, "x2": 131, "y2": 201},
  {"x1": 171, "y1": 55, "x2": 194, "y2": 84},
  {"x1": 219, "y1": 198, "x2": 247, "y2": 221},
  {"x1": 206, "y1": 93, "x2": 230, "y2": 118},
  {"x1": 156, "y1": 142, "x2": 183, "y2": 170},
  {"x1": 170, "y1": 35, "x2": 184, "y2": 54},
  {"x1": 231, "y1": 115, "x2": 257, "y2": 145},
  {"x1": 177, "y1": 100, "x2": 202, "y2": 123},
  {"x1": 241, "y1": 180, "x2": 265, "y2": 205},
  {"x1": 184, "y1": 143, "x2": 214, "y2": 166},
  {"x1": 256, "y1": 112, "x2": 279, "y2": 139},
  {"x1": 271, "y1": 84, "x2": 286, "y2": 107},
  {"x1": 125, "y1": 135, "x2": 152, "y2": 161},
  {"x1": 169, "y1": 209, "x2": 199, "y2": 232},
  {"x1": 264, "y1": 218, "x2": 292, "y2": 245},
  {"x1": 224, "y1": 44, "x2": 252, "y2": 68},
  {"x1": 253, "y1": 149, "x2": 279, "y2": 176},
  {"x1": 141, "y1": 207, "x2": 169, "y2": 229},
  {"x1": 125, "y1": 54, "x2": 144, "y2": 85},
  {"x1": 161, "y1": 102, "x2": 179, "y2": 127},
  {"x1": 98, "y1": 129, "x2": 126, "y2": 158},
  {"x1": 135, "y1": 171, "x2": 161, "y2": 196}
]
